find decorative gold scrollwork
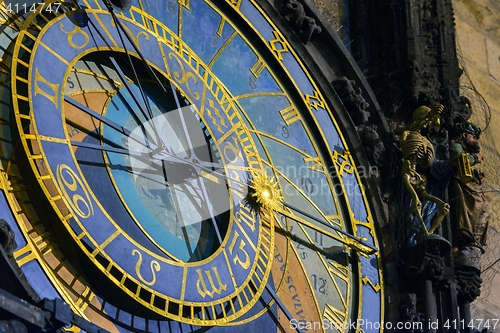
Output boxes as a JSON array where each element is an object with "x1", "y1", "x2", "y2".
[
  {"x1": 132, "y1": 249, "x2": 161, "y2": 286},
  {"x1": 168, "y1": 52, "x2": 201, "y2": 100},
  {"x1": 56, "y1": 164, "x2": 94, "y2": 218}
]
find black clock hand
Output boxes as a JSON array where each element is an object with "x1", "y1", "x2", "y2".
[
  {"x1": 264, "y1": 283, "x2": 306, "y2": 333},
  {"x1": 104, "y1": 0, "x2": 173, "y2": 152},
  {"x1": 103, "y1": 0, "x2": 170, "y2": 95},
  {"x1": 65, "y1": 95, "x2": 157, "y2": 151},
  {"x1": 279, "y1": 202, "x2": 377, "y2": 256}
]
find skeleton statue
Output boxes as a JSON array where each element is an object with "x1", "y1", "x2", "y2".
[{"x1": 397, "y1": 104, "x2": 450, "y2": 234}]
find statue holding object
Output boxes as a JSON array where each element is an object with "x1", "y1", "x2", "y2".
[
  {"x1": 449, "y1": 122, "x2": 489, "y2": 256},
  {"x1": 397, "y1": 104, "x2": 450, "y2": 234}
]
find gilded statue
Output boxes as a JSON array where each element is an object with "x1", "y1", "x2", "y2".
[{"x1": 396, "y1": 104, "x2": 450, "y2": 234}]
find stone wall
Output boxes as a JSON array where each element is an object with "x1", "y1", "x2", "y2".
[{"x1": 453, "y1": 0, "x2": 500, "y2": 328}]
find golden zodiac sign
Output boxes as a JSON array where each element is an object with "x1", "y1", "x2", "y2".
[
  {"x1": 196, "y1": 267, "x2": 227, "y2": 298},
  {"x1": 56, "y1": 164, "x2": 94, "y2": 218},
  {"x1": 205, "y1": 98, "x2": 227, "y2": 133},
  {"x1": 60, "y1": 23, "x2": 90, "y2": 49},
  {"x1": 168, "y1": 52, "x2": 200, "y2": 100},
  {"x1": 132, "y1": 249, "x2": 161, "y2": 286},
  {"x1": 222, "y1": 138, "x2": 242, "y2": 164},
  {"x1": 34, "y1": 68, "x2": 60, "y2": 108}
]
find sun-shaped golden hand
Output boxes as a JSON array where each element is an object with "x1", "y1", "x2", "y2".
[{"x1": 249, "y1": 173, "x2": 283, "y2": 211}]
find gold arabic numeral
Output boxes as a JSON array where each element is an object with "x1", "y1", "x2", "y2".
[
  {"x1": 228, "y1": 230, "x2": 251, "y2": 269},
  {"x1": 168, "y1": 52, "x2": 200, "y2": 100},
  {"x1": 60, "y1": 23, "x2": 90, "y2": 49},
  {"x1": 110, "y1": 17, "x2": 150, "y2": 50},
  {"x1": 323, "y1": 303, "x2": 347, "y2": 329},
  {"x1": 227, "y1": 169, "x2": 249, "y2": 203},
  {"x1": 279, "y1": 105, "x2": 301, "y2": 126},
  {"x1": 235, "y1": 201, "x2": 256, "y2": 232},
  {"x1": 132, "y1": 249, "x2": 161, "y2": 287},
  {"x1": 34, "y1": 68, "x2": 60, "y2": 108},
  {"x1": 55, "y1": 164, "x2": 94, "y2": 218},
  {"x1": 196, "y1": 266, "x2": 227, "y2": 298}
]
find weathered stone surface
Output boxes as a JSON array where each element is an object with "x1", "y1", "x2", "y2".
[
  {"x1": 454, "y1": 0, "x2": 500, "y2": 46},
  {"x1": 455, "y1": 20, "x2": 488, "y2": 72}
]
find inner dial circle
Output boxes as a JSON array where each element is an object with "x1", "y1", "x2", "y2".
[{"x1": 68, "y1": 53, "x2": 231, "y2": 262}]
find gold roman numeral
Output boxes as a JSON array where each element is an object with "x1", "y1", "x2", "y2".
[
  {"x1": 303, "y1": 156, "x2": 324, "y2": 172},
  {"x1": 178, "y1": 0, "x2": 190, "y2": 9},
  {"x1": 279, "y1": 105, "x2": 300, "y2": 125},
  {"x1": 250, "y1": 57, "x2": 266, "y2": 78}
]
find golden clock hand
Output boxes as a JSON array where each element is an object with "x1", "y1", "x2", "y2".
[{"x1": 279, "y1": 202, "x2": 377, "y2": 256}]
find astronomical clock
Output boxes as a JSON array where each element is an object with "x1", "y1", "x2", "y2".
[{"x1": 0, "y1": 0, "x2": 384, "y2": 332}]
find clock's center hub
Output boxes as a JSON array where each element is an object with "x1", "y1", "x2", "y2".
[{"x1": 71, "y1": 53, "x2": 231, "y2": 262}]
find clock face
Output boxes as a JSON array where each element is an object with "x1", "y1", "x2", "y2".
[{"x1": 0, "y1": 0, "x2": 383, "y2": 332}]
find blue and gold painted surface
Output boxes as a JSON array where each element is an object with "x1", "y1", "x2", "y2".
[{"x1": 0, "y1": 0, "x2": 383, "y2": 332}]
